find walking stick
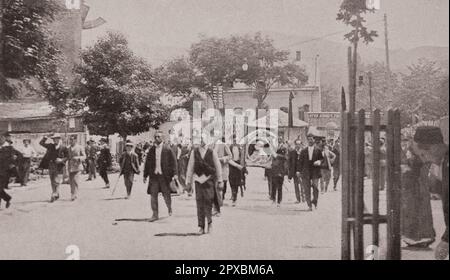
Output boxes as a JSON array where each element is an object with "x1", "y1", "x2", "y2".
[{"x1": 111, "y1": 173, "x2": 123, "y2": 196}]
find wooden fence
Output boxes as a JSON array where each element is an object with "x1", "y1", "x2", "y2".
[{"x1": 341, "y1": 109, "x2": 402, "y2": 260}]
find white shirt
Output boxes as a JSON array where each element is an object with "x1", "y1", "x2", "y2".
[
  {"x1": 154, "y1": 143, "x2": 163, "y2": 175},
  {"x1": 21, "y1": 145, "x2": 36, "y2": 158},
  {"x1": 308, "y1": 146, "x2": 314, "y2": 161}
]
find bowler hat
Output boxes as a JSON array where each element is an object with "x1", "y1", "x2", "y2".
[
  {"x1": 125, "y1": 141, "x2": 134, "y2": 147},
  {"x1": 413, "y1": 126, "x2": 444, "y2": 145}
]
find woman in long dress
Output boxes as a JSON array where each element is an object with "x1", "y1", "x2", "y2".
[{"x1": 401, "y1": 140, "x2": 436, "y2": 248}]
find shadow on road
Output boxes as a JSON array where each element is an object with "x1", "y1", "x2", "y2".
[
  {"x1": 114, "y1": 217, "x2": 168, "y2": 222},
  {"x1": 154, "y1": 232, "x2": 203, "y2": 237}
]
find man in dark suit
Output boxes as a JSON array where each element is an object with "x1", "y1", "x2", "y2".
[
  {"x1": 297, "y1": 134, "x2": 324, "y2": 211},
  {"x1": 119, "y1": 141, "x2": 140, "y2": 199},
  {"x1": 288, "y1": 139, "x2": 305, "y2": 203},
  {"x1": 143, "y1": 131, "x2": 178, "y2": 222},
  {"x1": 39, "y1": 133, "x2": 69, "y2": 202},
  {"x1": 0, "y1": 133, "x2": 22, "y2": 208}
]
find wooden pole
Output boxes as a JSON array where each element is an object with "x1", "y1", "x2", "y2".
[
  {"x1": 384, "y1": 14, "x2": 392, "y2": 106},
  {"x1": 372, "y1": 109, "x2": 381, "y2": 247},
  {"x1": 341, "y1": 111, "x2": 351, "y2": 260},
  {"x1": 354, "y1": 109, "x2": 365, "y2": 260}
]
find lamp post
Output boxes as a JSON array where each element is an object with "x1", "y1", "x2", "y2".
[{"x1": 358, "y1": 71, "x2": 373, "y2": 113}]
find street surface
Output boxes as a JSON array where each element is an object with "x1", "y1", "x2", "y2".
[{"x1": 0, "y1": 168, "x2": 445, "y2": 260}]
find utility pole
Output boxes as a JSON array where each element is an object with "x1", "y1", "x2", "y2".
[
  {"x1": 368, "y1": 71, "x2": 373, "y2": 113},
  {"x1": 384, "y1": 13, "x2": 392, "y2": 106},
  {"x1": 347, "y1": 47, "x2": 353, "y2": 113}
]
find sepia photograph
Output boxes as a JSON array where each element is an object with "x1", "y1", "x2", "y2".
[{"x1": 0, "y1": 0, "x2": 448, "y2": 266}]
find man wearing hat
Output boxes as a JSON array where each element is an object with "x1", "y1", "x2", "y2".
[
  {"x1": 143, "y1": 131, "x2": 178, "y2": 222},
  {"x1": 97, "y1": 138, "x2": 112, "y2": 189},
  {"x1": 19, "y1": 139, "x2": 36, "y2": 187},
  {"x1": 412, "y1": 126, "x2": 449, "y2": 260},
  {"x1": 85, "y1": 139, "x2": 98, "y2": 181},
  {"x1": 67, "y1": 135, "x2": 85, "y2": 201},
  {"x1": 39, "y1": 133, "x2": 69, "y2": 202},
  {"x1": 297, "y1": 134, "x2": 324, "y2": 211},
  {"x1": 0, "y1": 133, "x2": 22, "y2": 208},
  {"x1": 119, "y1": 141, "x2": 140, "y2": 199}
]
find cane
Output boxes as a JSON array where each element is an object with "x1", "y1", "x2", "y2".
[{"x1": 111, "y1": 173, "x2": 123, "y2": 196}]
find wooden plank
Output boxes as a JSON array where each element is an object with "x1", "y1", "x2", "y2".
[
  {"x1": 354, "y1": 110, "x2": 366, "y2": 260},
  {"x1": 386, "y1": 109, "x2": 395, "y2": 260},
  {"x1": 391, "y1": 109, "x2": 402, "y2": 259},
  {"x1": 341, "y1": 111, "x2": 351, "y2": 260},
  {"x1": 372, "y1": 110, "x2": 381, "y2": 246}
]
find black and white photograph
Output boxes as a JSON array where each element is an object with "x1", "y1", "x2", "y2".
[{"x1": 0, "y1": 0, "x2": 448, "y2": 265}]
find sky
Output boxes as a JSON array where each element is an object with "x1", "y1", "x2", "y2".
[{"x1": 82, "y1": 0, "x2": 449, "y2": 61}]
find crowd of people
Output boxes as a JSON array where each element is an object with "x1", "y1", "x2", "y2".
[{"x1": 0, "y1": 126, "x2": 448, "y2": 259}]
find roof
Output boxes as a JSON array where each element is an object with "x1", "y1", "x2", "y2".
[{"x1": 0, "y1": 101, "x2": 54, "y2": 120}]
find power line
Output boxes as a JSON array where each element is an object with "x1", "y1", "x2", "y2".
[{"x1": 282, "y1": 19, "x2": 384, "y2": 48}]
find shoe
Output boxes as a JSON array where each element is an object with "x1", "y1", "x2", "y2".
[
  {"x1": 149, "y1": 216, "x2": 159, "y2": 222},
  {"x1": 295, "y1": 201, "x2": 301, "y2": 204},
  {"x1": 207, "y1": 223, "x2": 212, "y2": 234},
  {"x1": 277, "y1": 203, "x2": 281, "y2": 208},
  {"x1": 231, "y1": 201, "x2": 236, "y2": 207},
  {"x1": 168, "y1": 209, "x2": 173, "y2": 216},
  {"x1": 308, "y1": 207, "x2": 313, "y2": 211},
  {"x1": 198, "y1": 227, "x2": 205, "y2": 235},
  {"x1": 50, "y1": 196, "x2": 56, "y2": 203},
  {"x1": 71, "y1": 196, "x2": 77, "y2": 201},
  {"x1": 5, "y1": 200, "x2": 11, "y2": 209}
]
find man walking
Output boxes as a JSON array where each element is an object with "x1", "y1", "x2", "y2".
[
  {"x1": 0, "y1": 133, "x2": 21, "y2": 208},
  {"x1": 143, "y1": 131, "x2": 178, "y2": 222},
  {"x1": 39, "y1": 134, "x2": 69, "y2": 202},
  {"x1": 19, "y1": 139, "x2": 36, "y2": 187},
  {"x1": 297, "y1": 134, "x2": 324, "y2": 211},
  {"x1": 67, "y1": 135, "x2": 85, "y2": 201},
  {"x1": 97, "y1": 138, "x2": 112, "y2": 189},
  {"x1": 119, "y1": 141, "x2": 140, "y2": 199},
  {"x1": 186, "y1": 137, "x2": 223, "y2": 234},
  {"x1": 320, "y1": 140, "x2": 336, "y2": 194},
  {"x1": 332, "y1": 139, "x2": 340, "y2": 191},
  {"x1": 289, "y1": 139, "x2": 304, "y2": 203},
  {"x1": 85, "y1": 139, "x2": 98, "y2": 181}
]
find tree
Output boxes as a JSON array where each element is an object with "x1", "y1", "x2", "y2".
[
  {"x1": 158, "y1": 33, "x2": 308, "y2": 112},
  {"x1": 74, "y1": 32, "x2": 167, "y2": 140},
  {"x1": 233, "y1": 33, "x2": 308, "y2": 109},
  {"x1": 337, "y1": 0, "x2": 378, "y2": 112},
  {"x1": 394, "y1": 58, "x2": 449, "y2": 124},
  {"x1": 0, "y1": 0, "x2": 65, "y2": 103}
]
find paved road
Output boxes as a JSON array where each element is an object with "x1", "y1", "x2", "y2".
[{"x1": 0, "y1": 168, "x2": 445, "y2": 260}]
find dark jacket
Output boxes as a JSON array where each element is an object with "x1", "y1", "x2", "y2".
[
  {"x1": 271, "y1": 153, "x2": 288, "y2": 178},
  {"x1": 297, "y1": 146, "x2": 324, "y2": 180},
  {"x1": 143, "y1": 144, "x2": 177, "y2": 181},
  {"x1": 97, "y1": 147, "x2": 112, "y2": 169},
  {"x1": 288, "y1": 149, "x2": 302, "y2": 179},
  {"x1": 442, "y1": 150, "x2": 449, "y2": 243},
  {"x1": 38, "y1": 138, "x2": 69, "y2": 172},
  {"x1": 119, "y1": 152, "x2": 140, "y2": 175},
  {"x1": 0, "y1": 145, "x2": 22, "y2": 177}
]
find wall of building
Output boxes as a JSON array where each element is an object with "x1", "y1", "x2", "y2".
[{"x1": 219, "y1": 87, "x2": 321, "y2": 115}]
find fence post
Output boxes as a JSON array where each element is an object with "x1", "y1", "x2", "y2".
[
  {"x1": 354, "y1": 109, "x2": 366, "y2": 260},
  {"x1": 371, "y1": 109, "x2": 381, "y2": 247},
  {"x1": 341, "y1": 111, "x2": 351, "y2": 260},
  {"x1": 392, "y1": 109, "x2": 402, "y2": 259}
]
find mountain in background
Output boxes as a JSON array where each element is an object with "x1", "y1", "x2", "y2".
[{"x1": 138, "y1": 31, "x2": 449, "y2": 92}]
